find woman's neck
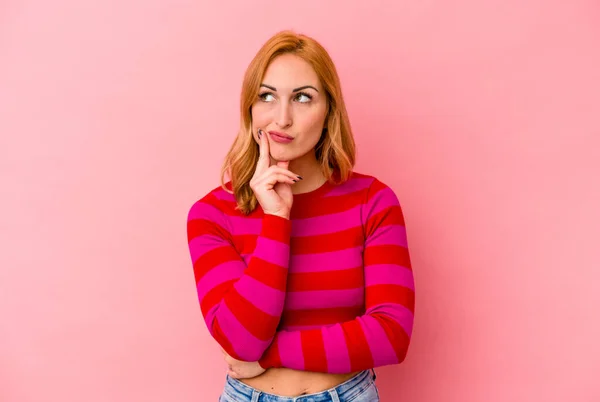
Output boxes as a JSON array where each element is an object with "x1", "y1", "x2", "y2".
[{"x1": 274, "y1": 152, "x2": 326, "y2": 194}]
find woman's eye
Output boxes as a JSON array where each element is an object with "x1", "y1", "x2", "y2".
[
  {"x1": 296, "y1": 93, "x2": 312, "y2": 103},
  {"x1": 258, "y1": 92, "x2": 275, "y2": 102},
  {"x1": 258, "y1": 92, "x2": 312, "y2": 103}
]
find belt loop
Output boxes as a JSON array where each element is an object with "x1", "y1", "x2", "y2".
[
  {"x1": 250, "y1": 389, "x2": 261, "y2": 402},
  {"x1": 371, "y1": 368, "x2": 377, "y2": 381},
  {"x1": 328, "y1": 389, "x2": 341, "y2": 402}
]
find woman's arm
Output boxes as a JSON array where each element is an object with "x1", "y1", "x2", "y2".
[
  {"x1": 187, "y1": 194, "x2": 291, "y2": 362},
  {"x1": 258, "y1": 180, "x2": 415, "y2": 373}
]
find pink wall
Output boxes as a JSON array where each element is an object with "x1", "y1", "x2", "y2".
[{"x1": 2, "y1": 1, "x2": 599, "y2": 401}]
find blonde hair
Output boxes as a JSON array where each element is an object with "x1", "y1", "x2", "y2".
[{"x1": 221, "y1": 30, "x2": 356, "y2": 214}]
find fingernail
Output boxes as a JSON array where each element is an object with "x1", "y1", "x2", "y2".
[
  {"x1": 258, "y1": 129, "x2": 263, "y2": 138},
  {"x1": 297, "y1": 176, "x2": 303, "y2": 180}
]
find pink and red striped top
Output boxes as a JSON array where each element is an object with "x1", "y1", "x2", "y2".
[{"x1": 186, "y1": 172, "x2": 415, "y2": 373}]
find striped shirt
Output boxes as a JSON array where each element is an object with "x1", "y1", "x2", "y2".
[{"x1": 186, "y1": 172, "x2": 415, "y2": 373}]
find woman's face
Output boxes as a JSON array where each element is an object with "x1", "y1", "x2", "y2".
[{"x1": 251, "y1": 53, "x2": 328, "y2": 162}]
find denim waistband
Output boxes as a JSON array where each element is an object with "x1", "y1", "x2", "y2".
[{"x1": 223, "y1": 369, "x2": 376, "y2": 401}]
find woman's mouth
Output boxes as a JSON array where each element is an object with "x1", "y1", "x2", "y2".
[{"x1": 268, "y1": 131, "x2": 294, "y2": 144}]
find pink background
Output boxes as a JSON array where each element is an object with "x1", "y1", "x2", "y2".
[{"x1": 2, "y1": 1, "x2": 599, "y2": 401}]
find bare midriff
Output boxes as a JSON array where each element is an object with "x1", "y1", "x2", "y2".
[{"x1": 240, "y1": 368, "x2": 361, "y2": 397}]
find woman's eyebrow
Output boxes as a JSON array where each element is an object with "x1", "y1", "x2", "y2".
[{"x1": 260, "y1": 84, "x2": 319, "y2": 93}]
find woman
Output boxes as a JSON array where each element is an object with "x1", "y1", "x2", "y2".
[{"x1": 186, "y1": 30, "x2": 415, "y2": 402}]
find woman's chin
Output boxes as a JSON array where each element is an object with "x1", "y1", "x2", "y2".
[
  {"x1": 270, "y1": 148, "x2": 314, "y2": 164},
  {"x1": 270, "y1": 151, "x2": 297, "y2": 163}
]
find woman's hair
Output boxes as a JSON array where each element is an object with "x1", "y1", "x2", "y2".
[{"x1": 220, "y1": 30, "x2": 356, "y2": 215}]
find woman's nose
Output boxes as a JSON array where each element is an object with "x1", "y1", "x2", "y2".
[{"x1": 275, "y1": 102, "x2": 292, "y2": 128}]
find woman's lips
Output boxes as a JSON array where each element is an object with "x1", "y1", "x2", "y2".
[{"x1": 269, "y1": 131, "x2": 294, "y2": 144}]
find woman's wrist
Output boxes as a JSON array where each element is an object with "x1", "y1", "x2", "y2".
[
  {"x1": 260, "y1": 213, "x2": 292, "y2": 241},
  {"x1": 258, "y1": 348, "x2": 278, "y2": 370},
  {"x1": 264, "y1": 212, "x2": 290, "y2": 220}
]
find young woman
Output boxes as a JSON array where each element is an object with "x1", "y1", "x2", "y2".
[{"x1": 186, "y1": 30, "x2": 415, "y2": 402}]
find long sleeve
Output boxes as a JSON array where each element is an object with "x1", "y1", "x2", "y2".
[
  {"x1": 187, "y1": 194, "x2": 292, "y2": 361},
  {"x1": 258, "y1": 180, "x2": 415, "y2": 373}
]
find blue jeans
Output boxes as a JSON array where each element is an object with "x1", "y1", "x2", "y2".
[{"x1": 219, "y1": 369, "x2": 379, "y2": 402}]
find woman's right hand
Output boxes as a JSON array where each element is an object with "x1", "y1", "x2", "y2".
[{"x1": 249, "y1": 128, "x2": 301, "y2": 220}]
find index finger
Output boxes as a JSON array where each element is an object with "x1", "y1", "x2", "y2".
[{"x1": 256, "y1": 128, "x2": 270, "y2": 172}]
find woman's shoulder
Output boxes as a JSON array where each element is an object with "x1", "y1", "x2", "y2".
[
  {"x1": 343, "y1": 171, "x2": 401, "y2": 203},
  {"x1": 340, "y1": 171, "x2": 395, "y2": 193},
  {"x1": 187, "y1": 182, "x2": 237, "y2": 222}
]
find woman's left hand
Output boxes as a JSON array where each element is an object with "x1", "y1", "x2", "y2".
[{"x1": 222, "y1": 349, "x2": 266, "y2": 379}]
